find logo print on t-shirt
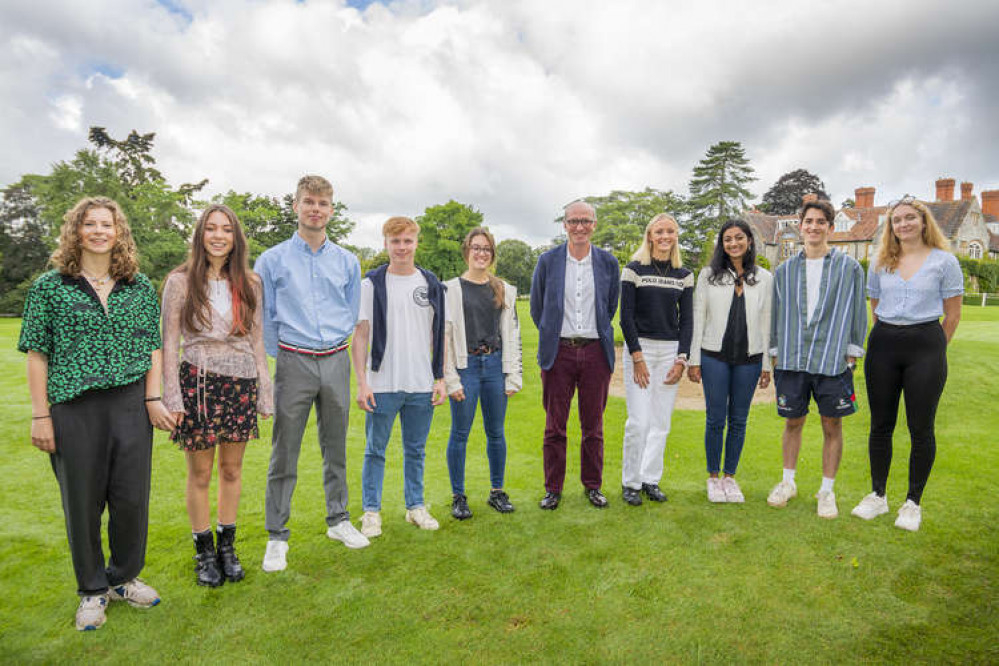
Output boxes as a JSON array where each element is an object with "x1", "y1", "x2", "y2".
[{"x1": 413, "y1": 286, "x2": 430, "y2": 307}]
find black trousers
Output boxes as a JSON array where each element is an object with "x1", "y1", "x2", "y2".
[
  {"x1": 49, "y1": 381, "x2": 153, "y2": 595},
  {"x1": 864, "y1": 321, "x2": 948, "y2": 504}
]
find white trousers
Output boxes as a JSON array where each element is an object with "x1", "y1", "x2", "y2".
[{"x1": 622, "y1": 338, "x2": 680, "y2": 489}]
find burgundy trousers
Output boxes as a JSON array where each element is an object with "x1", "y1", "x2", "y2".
[{"x1": 541, "y1": 340, "x2": 612, "y2": 493}]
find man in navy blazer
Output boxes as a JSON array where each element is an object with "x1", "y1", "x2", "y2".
[{"x1": 530, "y1": 200, "x2": 620, "y2": 510}]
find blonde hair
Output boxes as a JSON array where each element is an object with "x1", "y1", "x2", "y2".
[
  {"x1": 631, "y1": 213, "x2": 683, "y2": 268},
  {"x1": 51, "y1": 196, "x2": 139, "y2": 281},
  {"x1": 876, "y1": 199, "x2": 949, "y2": 272},
  {"x1": 461, "y1": 227, "x2": 505, "y2": 309},
  {"x1": 295, "y1": 175, "x2": 334, "y2": 202},
  {"x1": 382, "y1": 216, "x2": 420, "y2": 237}
]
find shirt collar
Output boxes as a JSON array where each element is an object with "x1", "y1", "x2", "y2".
[
  {"x1": 566, "y1": 246, "x2": 592, "y2": 265},
  {"x1": 292, "y1": 231, "x2": 330, "y2": 255}
]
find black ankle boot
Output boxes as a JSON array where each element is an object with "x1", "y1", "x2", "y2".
[
  {"x1": 193, "y1": 530, "x2": 224, "y2": 587},
  {"x1": 216, "y1": 524, "x2": 245, "y2": 583}
]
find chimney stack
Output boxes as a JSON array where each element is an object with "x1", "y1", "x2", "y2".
[
  {"x1": 802, "y1": 193, "x2": 818, "y2": 204},
  {"x1": 961, "y1": 182, "x2": 974, "y2": 200},
  {"x1": 935, "y1": 178, "x2": 955, "y2": 202},
  {"x1": 982, "y1": 190, "x2": 999, "y2": 218},
  {"x1": 855, "y1": 187, "x2": 875, "y2": 208}
]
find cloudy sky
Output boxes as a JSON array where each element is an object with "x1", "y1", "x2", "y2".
[{"x1": 2, "y1": 0, "x2": 997, "y2": 248}]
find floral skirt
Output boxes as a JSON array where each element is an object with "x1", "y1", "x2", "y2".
[{"x1": 172, "y1": 361, "x2": 259, "y2": 451}]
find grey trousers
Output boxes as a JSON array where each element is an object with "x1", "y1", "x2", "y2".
[
  {"x1": 265, "y1": 348, "x2": 351, "y2": 541},
  {"x1": 49, "y1": 381, "x2": 153, "y2": 596}
]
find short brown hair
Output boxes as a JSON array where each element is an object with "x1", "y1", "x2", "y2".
[
  {"x1": 295, "y1": 175, "x2": 333, "y2": 202},
  {"x1": 51, "y1": 196, "x2": 139, "y2": 281},
  {"x1": 800, "y1": 199, "x2": 835, "y2": 224},
  {"x1": 382, "y1": 216, "x2": 420, "y2": 237}
]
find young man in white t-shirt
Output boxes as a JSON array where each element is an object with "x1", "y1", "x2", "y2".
[{"x1": 351, "y1": 216, "x2": 448, "y2": 537}]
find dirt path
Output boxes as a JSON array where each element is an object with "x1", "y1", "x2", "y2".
[{"x1": 609, "y1": 345, "x2": 775, "y2": 410}]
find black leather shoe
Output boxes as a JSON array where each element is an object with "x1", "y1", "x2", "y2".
[
  {"x1": 539, "y1": 492, "x2": 561, "y2": 510},
  {"x1": 487, "y1": 489, "x2": 515, "y2": 513},
  {"x1": 194, "y1": 530, "x2": 224, "y2": 587},
  {"x1": 642, "y1": 483, "x2": 668, "y2": 502},
  {"x1": 586, "y1": 488, "x2": 609, "y2": 508},
  {"x1": 451, "y1": 494, "x2": 472, "y2": 520},
  {"x1": 622, "y1": 486, "x2": 643, "y2": 506}
]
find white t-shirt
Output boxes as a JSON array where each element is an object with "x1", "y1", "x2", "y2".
[
  {"x1": 359, "y1": 271, "x2": 436, "y2": 393},
  {"x1": 806, "y1": 257, "x2": 824, "y2": 325},
  {"x1": 209, "y1": 279, "x2": 231, "y2": 317}
]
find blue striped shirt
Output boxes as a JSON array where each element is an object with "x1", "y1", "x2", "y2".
[{"x1": 770, "y1": 249, "x2": 867, "y2": 376}]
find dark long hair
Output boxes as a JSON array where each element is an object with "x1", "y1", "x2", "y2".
[
  {"x1": 707, "y1": 219, "x2": 759, "y2": 286},
  {"x1": 173, "y1": 204, "x2": 257, "y2": 336}
]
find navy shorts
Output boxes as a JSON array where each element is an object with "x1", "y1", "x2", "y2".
[{"x1": 774, "y1": 369, "x2": 857, "y2": 418}]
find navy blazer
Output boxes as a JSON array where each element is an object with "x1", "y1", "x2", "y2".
[{"x1": 530, "y1": 243, "x2": 620, "y2": 371}]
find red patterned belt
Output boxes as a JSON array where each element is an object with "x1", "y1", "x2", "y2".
[{"x1": 278, "y1": 341, "x2": 349, "y2": 357}]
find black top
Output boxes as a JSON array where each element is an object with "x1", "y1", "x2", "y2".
[
  {"x1": 704, "y1": 291, "x2": 762, "y2": 366},
  {"x1": 619, "y1": 260, "x2": 694, "y2": 355},
  {"x1": 461, "y1": 278, "x2": 502, "y2": 353}
]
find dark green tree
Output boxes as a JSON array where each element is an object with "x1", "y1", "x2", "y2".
[
  {"x1": 414, "y1": 200, "x2": 484, "y2": 280},
  {"x1": 494, "y1": 239, "x2": 537, "y2": 293},
  {"x1": 688, "y1": 141, "x2": 757, "y2": 260},
  {"x1": 760, "y1": 169, "x2": 829, "y2": 214},
  {"x1": 0, "y1": 182, "x2": 50, "y2": 313}
]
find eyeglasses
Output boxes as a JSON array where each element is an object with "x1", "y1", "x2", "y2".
[
  {"x1": 565, "y1": 218, "x2": 595, "y2": 228},
  {"x1": 887, "y1": 194, "x2": 916, "y2": 209},
  {"x1": 469, "y1": 245, "x2": 493, "y2": 255}
]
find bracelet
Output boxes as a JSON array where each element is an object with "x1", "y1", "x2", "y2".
[
  {"x1": 674, "y1": 358, "x2": 689, "y2": 368},
  {"x1": 32, "y1": 415, "x2": 51, "y2": 420},
  {"x1": 144, "y1": 397, "x2": 162, "y2": 403}
]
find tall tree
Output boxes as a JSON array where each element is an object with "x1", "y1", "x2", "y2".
[
  {"x1": 760, "y1": 168, "x2": 829, "y2": 214},
  {"x1": 494, "y1": 239, "x2": 538, "y2": 294},
  {"x1": 0, "y1": 182, "x2": 49, "y2": 313},
  {"x1": 688, "y1": 141, "x2": 757, "y2": 258},
  {"x1": 414, "y1": 200, "x2": 484, "y2": 280}
]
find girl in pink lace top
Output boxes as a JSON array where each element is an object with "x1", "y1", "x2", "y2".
[{"x1": 161, "y1": 204, "x2": 272, "y2": 588}]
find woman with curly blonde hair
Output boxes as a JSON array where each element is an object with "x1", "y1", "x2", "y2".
[
  {"x1": 19, "y1": 196, "x2": 175, "y2": 631},
  {"x1": 851, "y1": 196, "x2": 963, "y2": 532}
]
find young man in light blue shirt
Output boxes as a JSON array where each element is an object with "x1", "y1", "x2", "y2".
[{"x1": 255, "y1": 175, "x2": 368, "y2": 572}]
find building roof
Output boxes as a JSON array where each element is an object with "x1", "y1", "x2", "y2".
[
  {"x1": 927, "y1": 199, "x2": 974, "y2": 238},
  {"x1": 835, "y1": 206, "x2": 885, "y2": 242}
]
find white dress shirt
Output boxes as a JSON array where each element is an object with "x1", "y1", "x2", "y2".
[{"x1": 561, "y1": 247, "x2": 598, "y2": 339}]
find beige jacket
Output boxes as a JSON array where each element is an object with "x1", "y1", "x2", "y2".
[
  {"x1": 689, "y1": 266, "x2": 773, "y2": 371},
  {"x1": 444, "y1": 276, "x2": 523, "y2": 394}
]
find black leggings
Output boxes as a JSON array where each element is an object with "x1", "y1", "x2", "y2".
[{"x1": 864, "y1": 321, "x2": 948, "y2": 504}]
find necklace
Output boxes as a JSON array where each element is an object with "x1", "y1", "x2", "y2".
[{"x1": 81, "y1": 269, "x2": 112, "y2": 288}]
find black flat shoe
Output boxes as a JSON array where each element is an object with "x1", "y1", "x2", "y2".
[
  {"x1": 539, "y1": 492, "x2": 561, "y2": 510},
  {"x1": 622, "y1": 486, "x2": 643, "y2": 506},
  {"x1": 642, "y1": 483, "x2": 668, "y2": 502},
  {"x1": 451, "y1": 494, "x2": 473, "y2": 520},
  {"x1": 586, "y1": 488, "x2": 609, "y2": 508},
  {"x1": 487, "y1": 489, "x2": 515, "y2": 513}
]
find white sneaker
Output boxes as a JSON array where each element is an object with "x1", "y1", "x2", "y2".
[
  {"x1": 895, "y1": 500, "x2": 922, "y2": 532},
  {"x1": 405, "y1": 506, "x2": 440, "y2": 531},
  {"x1": 706, "y1": 477, "x2": 726, "y2": 503},
  {"x1": 722, "y1": 476, "x2": 745, "y2": 503},
  {"x1": 851, "y1": 492, "x2": 889, "y2": 520},
  {"x1": 360, "y1": 511, "x2": 382, "y2": 538},
  {"x1": 75, "y1": 594, "x2": 108, "y2": 631},
  {"x1": 108, "y1": 578, "x2": 160, "y2": 608},
  {"x1": 767, "y1": 480, "x2": 797, "y2": 507},
  {"x1": 327, "y1": 520, "x2": 370, "y2": 549},
  {"x1": 816, "y1": 490, "x2": 838, "y2": 519},
  {"x1": 262, "y1": 539, "x2": 288, "y2": 572}
]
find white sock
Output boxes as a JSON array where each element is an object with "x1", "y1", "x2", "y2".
[
  {"x1": 782, "y1": 468, "x2": 796, "y2": 484},
  {"x1": 820, "y1": 477, "x2": 835, "y2": 494}
]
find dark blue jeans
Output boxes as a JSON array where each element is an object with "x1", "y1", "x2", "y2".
[
  {"x1": 447, "y1": 352, "x2": 508, "y2": 495},
  {"x1": 701, "y1": 354, "x2": 761, "y2": 475}
]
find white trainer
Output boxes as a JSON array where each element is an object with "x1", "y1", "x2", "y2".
[
  {"x1": 75, "y1": 594, "x2": 108, "y2": 631},
  {"x1": 405, "y1": 506, "x2": 440, "y2": 531},
  {"x1": 816, "y1": 490, "x2": 838, "y2": 519},
  {"x1": 851, "y1": 492, "x2": 889, "y2": 520},
  {"x1": 108, "y1": 578, "x2": 160, "y2": 608},
  {"x1": 767, "y1": 480, "x2": 797, "y2": 507},
  {"x1": 895, "y1": 500, "x2": 922, "y2": 532},
  {"x1": 722, "y1": 476, "x2": 745, "y2": 503},
  {"x1": 706, "y1": 477, "x2": 726, "y2": 503},
  {"x1": 262, "y1": 539, "x2": 289, "y2": 572},
  {"x1": 327, "y1": 520, "x2": 370, "y2": 549},
  {"x1": 360, "y1": 511, "x2": 382, "y2": 538}
]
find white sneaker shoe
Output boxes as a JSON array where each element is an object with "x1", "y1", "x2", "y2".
[
  {"x1": 895, "y1": 500, "x2": 922, "y2": 532},
  {"x1": 851, "y1": 492, "x2": 889, "y2": 520},
  {"x1": 327, "y1": 520, "x2": 370, "y2": 549},
  {"x1": 108, "y1": 578, "x2": 160, "y2": 608},
  {"x1": 722, "y1": 476, "x2": 745, "y2": 503},
  {"x1": 816, "y1": 490, "x2": 838, "y2": 519},
  {"x1": 75, "y1": 594, "x2": 108, "y2": 631},
  {"x1": 262, "y1": 539, "x2": 289, "y2": 572},
  {"x1": 767, "y1": 480, "x2": 797, "y2": 507},
  {"x1": 360, "y1": 511, "x2": 382, "y2": 538},
  {"x1": 405, "y1": 506, "x2": 440, "y2": 531},
  {"x1": 706, "y1": 477, "x2": 726, "y2": 503}
]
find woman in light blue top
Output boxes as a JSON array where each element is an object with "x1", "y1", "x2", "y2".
[{"x1": 851, "y1": 196, "x2": 963, "y2": 532}]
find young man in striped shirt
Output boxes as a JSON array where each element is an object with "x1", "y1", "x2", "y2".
[{"x1": 766, "y1": 199, "x2": 867, "y2": 519}]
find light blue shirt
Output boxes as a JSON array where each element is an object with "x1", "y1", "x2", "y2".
[
  {"x1": 868, "y1": 248, "x2": 963, "y2": 326},
  {"x1": 255, "y1": 233, "x2": 362, "y2": 357}
]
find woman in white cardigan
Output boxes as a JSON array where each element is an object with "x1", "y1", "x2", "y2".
[
  {"x1": 688, "y1": 219, "x2": 772, "y2": 503},
  {"x1": 444, "y1": 227, "x2": 523, "y2": 520}
]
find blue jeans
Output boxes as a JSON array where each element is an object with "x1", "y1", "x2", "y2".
[
  {"x1": 446, "y1": 352, "x2": 508, "y2": 495},
  {"x1": 362, "y1": 392, "x2": 434, "y2": 511},
  {"x1": 701, "y1": 355, "x2": 761, "y2": 475}
]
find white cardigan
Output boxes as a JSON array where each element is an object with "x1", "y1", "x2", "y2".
[
  {"x1": 443, "y1": 276, "x2": 523, "y2": 394},
  {"x1": 689, "y1": 265, "x2": 773, "y2": 371}
]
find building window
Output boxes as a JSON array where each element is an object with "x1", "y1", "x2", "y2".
[
  {"x1": 969, "y1": 242, "x2": 983, "y2": 259},
  {"x1": 781, "y1": 241, "x2": 795, "y2": 260}
]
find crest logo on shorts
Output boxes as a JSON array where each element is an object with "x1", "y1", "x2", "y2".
[
  {"x1": 413, "y1": 286, "x2": 430, "y2": 307},
  {"x1": 778, "y1": 395, "x2": 787, "y2": 408}
]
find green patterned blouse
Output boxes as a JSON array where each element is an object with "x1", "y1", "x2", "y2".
[{"x1": 18, "y1": 270, "x2": 162, "y2": 404}]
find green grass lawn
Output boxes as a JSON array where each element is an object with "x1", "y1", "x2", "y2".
[{"x1": 0, "y1": 303, "x2": 996, "y2": 663}]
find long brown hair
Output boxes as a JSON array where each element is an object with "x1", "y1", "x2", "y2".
[
  {"x1": 875, "y1": 198, "x2": 949, "y2": 272},
  {"x1": 51, "y1": 196, "x2": 140, "y2": 280},
  {"x1": 462, "y1": 227, "x2": 505, "y2": 309},
  {"x1": 173, "y1": 204, "x2": 257, "y2": 336}
]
